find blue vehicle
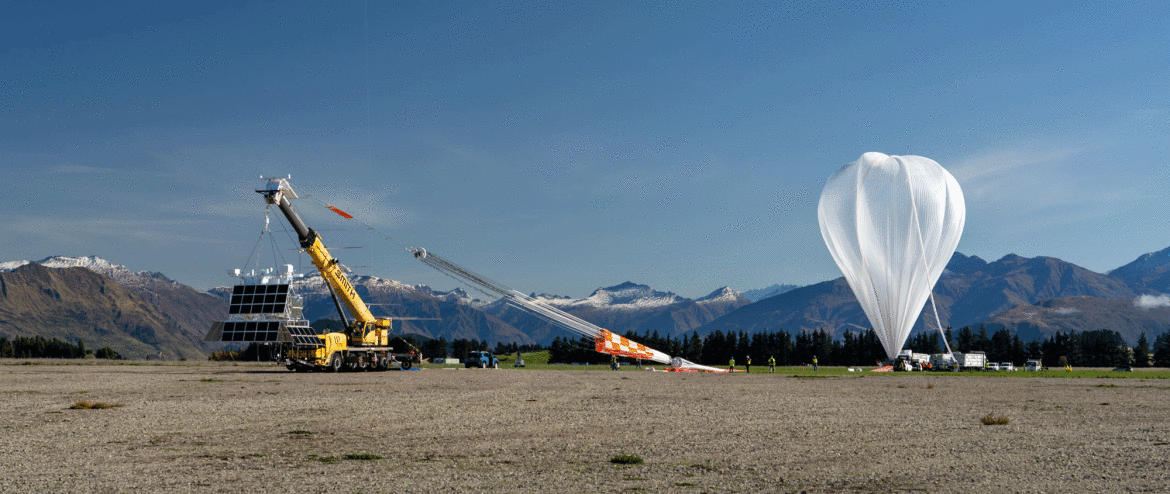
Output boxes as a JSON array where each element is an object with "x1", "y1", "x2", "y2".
[{"x1": 464, "y1": 351, "x2": 498, "y2": 369}]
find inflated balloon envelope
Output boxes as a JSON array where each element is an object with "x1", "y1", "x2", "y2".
[{"x1": 817, "y1": 152, "x2": 965, "y2": 360}]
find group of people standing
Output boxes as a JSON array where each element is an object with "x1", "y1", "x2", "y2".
[{"x1": 728, "y1": 355, "x2": 818, "y2": 373}]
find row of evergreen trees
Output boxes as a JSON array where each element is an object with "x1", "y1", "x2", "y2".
[
  {"x1": 547, "y1": 328, "x2": 888, "y2": 367},
  {"x1": 0, "y1": 336, "x2": 121, "y2": 360},
  {"x1": 547, "y1": 326, "x2": 1170, "y2": 368},
  {"x1": 413, "y1": 336, "x2": 545, "y2": 360},
  {"x1": 908, "y1": 326, "x2": 1170, "y2": 367},
  {"x1": 10, "y1": 326, "x2": 1170, "y2": 367}
]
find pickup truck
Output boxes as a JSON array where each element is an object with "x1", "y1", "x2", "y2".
[{"x1": 464, "y1": 351, "x2": 498, "y2": 369}]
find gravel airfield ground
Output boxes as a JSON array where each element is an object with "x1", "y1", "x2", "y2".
[{"x1": 2, "y1": 361, "x2": 1168, "y2": 493}]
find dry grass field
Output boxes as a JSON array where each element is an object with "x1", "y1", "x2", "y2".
[{"x1": 2, "y1": 360, "x2": 1168, "y2": 493}]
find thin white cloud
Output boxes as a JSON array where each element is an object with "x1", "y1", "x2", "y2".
[
  {"x1": 1134, "y1": 294, "x2": 1170, "y2": 310},
  {"x1": 47, "y1": 165, "x2": 119, "y2": 174},
  {"x1": 947, "y1": 143, "x2": 1106, "y2": 205},
  {"x1": 2, "y1": 215, "x2": 235, "y2": 246},
  {"x1": 943, "y1": 141, "x2": 1150, "y2": 227}
]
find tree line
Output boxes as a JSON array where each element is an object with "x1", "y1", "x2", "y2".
[
  {"x1": 546, "y1": 326, "x2": 1170, "y2": 368},
  {"x1": 0, "y1": 336, "x2": 121, "y2": 359},
  {"x1": 410, "y1": 336, "x2": 546, "y2": 361},
  {"x1": 9, "y1": 324, "x2": 1170, "y2": 367},
  {"x1": 908, "y1": 325, "x2": 1170, "y2": 368},
  {"x1": 548, "y1": 328, "x2": 886, "y2": 366}
]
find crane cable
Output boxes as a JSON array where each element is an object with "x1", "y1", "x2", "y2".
[
  {"x1": 300, "y1": 194, "x2": 412, "y2": 251},
  {"x1": 297, "y1": 190, "x2": 674, "y2": 365}
]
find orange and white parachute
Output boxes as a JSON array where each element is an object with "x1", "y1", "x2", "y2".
[{"x1": 595, "y1": 329, "x2": 670, "y2": 362}]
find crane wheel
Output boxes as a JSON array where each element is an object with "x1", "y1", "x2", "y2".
[
  {"x1": 357, "y1": 358, "x2": 369, "y2": 372},
  {"x1": 401, "y1": 360, "x2": 412, "y2": 370},
  {"x1": 328, "y1": 354, "x2": 342, "y2": 372},
  {"x1": 375, "y1": 356, "x2": 389, "y2": 371}
]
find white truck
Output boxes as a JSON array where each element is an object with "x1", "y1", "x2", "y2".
[
  {"x1": 952, "y1": 351, "x2": 987, "y2": 370},
  {"x1": 1025, "y1": 359, "x2": 1042, "y2": 371},
  {"x1": 929, "y1": 352, "x2": 957, "y2": 371},
  {"x1": 895, "y1": 349, "x2": 931, "y2": 370}
]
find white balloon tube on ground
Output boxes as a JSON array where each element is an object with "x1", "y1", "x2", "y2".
[
  {"x1": 410, "y1": 247, "x2": 674, "y2": 365},
  {"x1": 817, "y1": 152, "x2": 965, "y2": 360}
]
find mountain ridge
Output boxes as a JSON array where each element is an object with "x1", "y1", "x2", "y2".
[
  {"x1": 694, "y1": 250, "x2": 1154, "y2": 345},
  {"x1": 0, "y1": 262, "x2": 211, "y2": 359},
  {"x1": 7, "y1": 243, "x2": 1170, "y2": 357}
]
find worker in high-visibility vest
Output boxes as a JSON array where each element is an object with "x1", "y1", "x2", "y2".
[
  {"x1": 728, "y1": 357, "x2": 736, "y2": 373},
  {"x1": 746, "y1": 356, "x2": 752, "y2": 373},
  {"x1": 812, "y1": 355, "x2": 818, "y2": 371},
  {"x1": 768, "y1": 356, "x2": 776, "y2": 373}
]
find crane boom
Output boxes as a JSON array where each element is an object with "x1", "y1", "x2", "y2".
[{"x1": 258, "y1": 177, "x2": 392, "y2": 345}]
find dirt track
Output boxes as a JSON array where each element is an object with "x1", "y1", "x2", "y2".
[{"x1": 2, "y1": 361, "x2": 1168, "y2": 493}]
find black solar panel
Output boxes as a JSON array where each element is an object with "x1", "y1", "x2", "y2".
[
  {"x1": 287, "y1": 325, "x2": 322, "y2": 347},
  {"x1": 219, "y1": 320, "x2": 282, "y2": 342},
  {"x1": 227, "y1": 284, "x2": 290, "y2": 314}
]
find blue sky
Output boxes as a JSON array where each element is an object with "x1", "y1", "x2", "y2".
[{"x1": 2, "y1": 1, "x2": 1168, "y2": 298}]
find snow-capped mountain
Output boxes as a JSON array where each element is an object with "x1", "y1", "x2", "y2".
[
  {"x1": 482, "y1": 281, "x2": 752, "y2": 342},
  {"x1": 412, "y1": 286, "x2": 490, "y2": 309},
  {"x1": 208, "y1": 267, "x2": 534, "y2": 345},
  {"x1": 0, "y1": 256, "x2": 226, "y2": 359},
  {"x1": 698, "y1": 286, "x2": 745, "y2": 304},
  {"x1": 1108, "y1": 245, "x2": 1170, "y2": 294},
  {"x1": 0, "y1": 256, "x2": 174, "y2": 288},
  {"x1": 265, "y1": 269, "x2": 492, "y2": 309},
  {"x1": 534, "y1": 282, "x2": 686, "y2": 311},
  {"x1": 740, "y1": 284, "x2": 800, "y2": 302},
  {"x1": 1, "y1": 255, "x2": 132, "y2": 276}
]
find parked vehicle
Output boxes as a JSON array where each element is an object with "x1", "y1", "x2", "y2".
[
  {"x1": 953, "y1": 351, "x2": 987, "y2": 370},
  {"x1": 929, "y1": 353, "x2": 957, "y2": 371},
  {"x1": 513, "y1": 358, "x2": 526, "y2": 368},
  {"x1": 464, "y1": 351, "x2": 498, "y2": 369},
  {"x1": 986, "y1": 362, "x2": 1001, "y2": 371},
  {"x1": 1000, "y1": 362, "x2": 1016, "y2": 371},
  {"x1": 1025, "y1": 359, "x2": 1043, "y2": 371},
  {"x1": 1113, "y1": 365, "x2": 1133, "y2": 372}
]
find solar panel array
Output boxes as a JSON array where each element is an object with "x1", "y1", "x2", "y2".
[
  {"x1": 228, "y1": 284, "x2": 290, "y2": 315},
  {"x1": 287, "y1": 325, "x2": 322, "y2": 346},
  {"x1": 218, "y1": 320, "x2": 282, "y2": 342}
]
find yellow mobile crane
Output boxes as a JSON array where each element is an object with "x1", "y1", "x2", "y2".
[{"x1": 260, "y1": 177, "x2": 421, "y2": 372}]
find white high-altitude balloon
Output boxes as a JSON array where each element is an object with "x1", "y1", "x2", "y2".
[{"x1": 817, "y1": 152, "x2": 965, "y2": 360}]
